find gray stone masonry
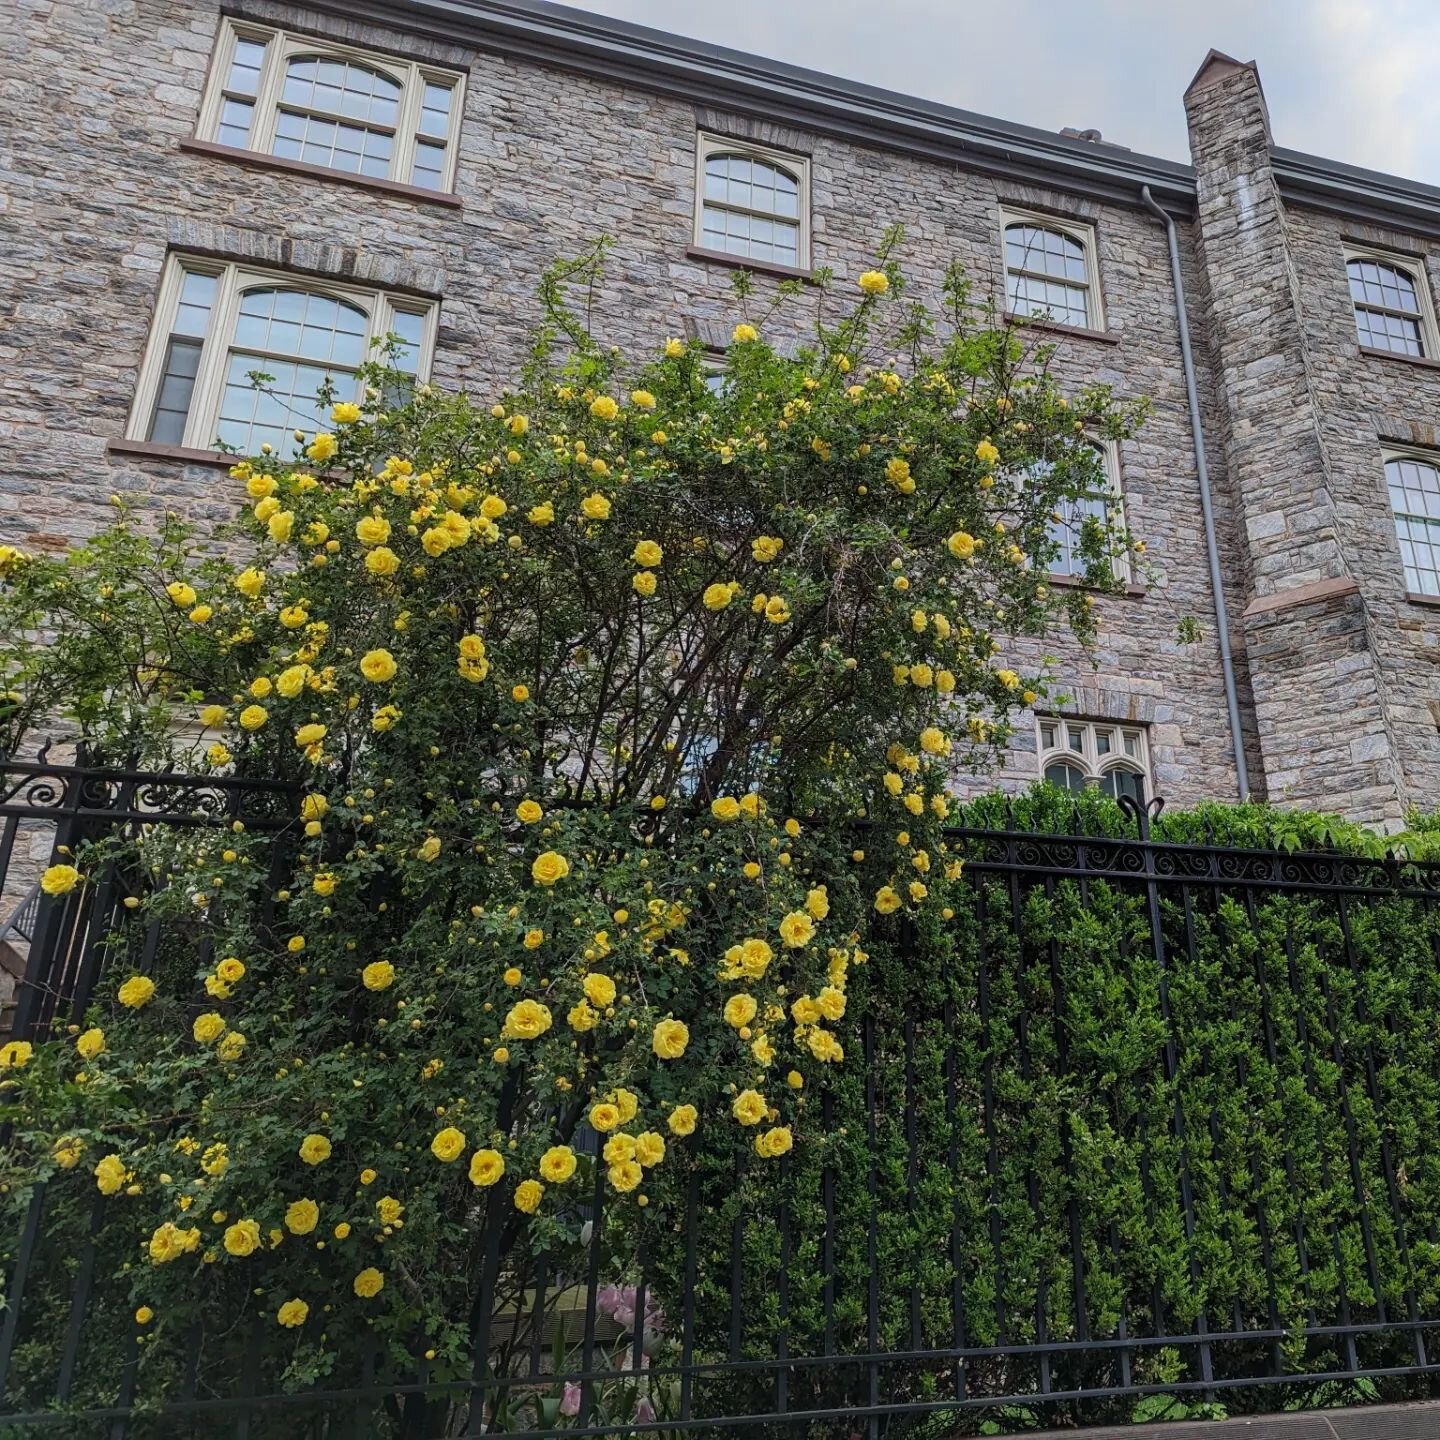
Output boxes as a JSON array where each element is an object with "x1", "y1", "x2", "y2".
[{"x1": 1, "y1": 3, "x2": 1437, "y2": 822}]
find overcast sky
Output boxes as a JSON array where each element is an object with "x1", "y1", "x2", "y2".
[{"x1": 565, "y1": 0, "x2": 1438, "y2": 183}]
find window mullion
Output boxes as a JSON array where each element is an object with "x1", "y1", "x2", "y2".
[
  {"x1": 392, "y1": 64, "x2": 424, "y2": 184},
  {"x1": 185, "y1": 265, "x2": 241, "y2": 453},
  {"x1": 250, "y1": 37, "x2": 287, "y2": 155}
]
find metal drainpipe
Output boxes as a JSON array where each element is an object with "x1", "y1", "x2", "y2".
[{"x1": 1139, "y1": 185, "x2": 1250, "y2": 801}]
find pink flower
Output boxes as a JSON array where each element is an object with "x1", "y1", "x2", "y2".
[
  {"x1": 560, "y1": 1382, "x2": 581, "y2": 1417},
  {"x1": 634, "y1": 1394, "x2": 656, "y2": 1423}
]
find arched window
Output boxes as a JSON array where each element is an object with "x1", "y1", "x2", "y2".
[
  {"x1": 695, "y1": 135, "x2": 810, "y2": 269},
  {"x1": 1002, "y1": 213, "x2": 1101, "y2": 329},
  {"x1": 1347, "y1": 254, "x2": 1433, "y2": 357},
  {"x1": 1026, "y1": 442, "x2": 1128, "y2": 581},
  {"x1": 132, "y1": 257, "x2": 434, "y2": 456},
  {"x1": 1038, "y1": 718, "x2": 1149, "y2": 801},
  {"x1": 1385, "y1": 453, "x2": 1440, "y2": 598},
  {"x1": 201, "y1": 20, "x2": 462, "y2": 191}
]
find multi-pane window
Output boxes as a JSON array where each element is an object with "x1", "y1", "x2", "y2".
[
  {"x1": 198, "y1": 19, "x2": 464, "y2": 192},
  {"x1": 128, "y1": 256, "x2": 435, "y2": 456},
  {"x1": 1001, "y1": 209, "x2": 1103, "y2": 330},
  {"x1": 1385, "y1": 453, "x2": 1440, "y2": 597},
  {"x1": 694, "y1": 134, "x2": 810, "y2": 269},
  {"x1": 1346, "y1": 252, "x2": 1435, "y2": 357},
  {"x1": 1037, "y1": 718, "x2": 1149, "y2": 803},
  {"x1": 1026, "y1": 443, "x2": 1128, "y2": 582}
]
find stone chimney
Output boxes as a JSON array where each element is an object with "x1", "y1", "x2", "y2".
[{"x1": 1184, "y1": 51, "x2": 1406, "y2": 826}]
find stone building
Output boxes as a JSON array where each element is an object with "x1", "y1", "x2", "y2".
[{"x1": 1, "y1": 1, "x2": 1437, "y2": 825}]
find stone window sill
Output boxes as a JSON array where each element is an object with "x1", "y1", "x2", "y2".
[
  {"x1": 1405, "y1": 590, "x2": 1440, "y2": 608},
  {"x1": 107, "y1": 438, "x2": 238, "y2": 469},
  {"x1": 1045, "y1": 571, "x2": 1146, "y2": 597},
  {"x1": 684, "y1": 245, "x2": 816, "y2": 283},
  {"x1": 1358, "y1": 345, "x2": 1440, "y2": 370},
  {"x1": 179, "y1": 138, "x2": 464, "y2": 210},
  {"x1": 1003, "y1": 312, "x2": 1119, "y2": 345}
]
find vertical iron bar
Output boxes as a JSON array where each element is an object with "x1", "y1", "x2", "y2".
[
  {"x1": 579, "y1": 1157, "x2": 606, "y2": 1425},
  {"x1": 865, "y1": 1011, "x2": 879, "y2": 1439},
  {"x1": 55, "y1": 1191, "x2": 107, "y2": 1400},
  {"x1": 944, "y1": 995, "x2": 966, "y2": 1401},
  {"x1": 974, "y1": 878, "x2": 1006, "y2": 1341},
  {"x1": 775, "y1": 1157, "x2": 790, "y2": 1415},
  {"x1": 0, "y1": 1182, "x2": 46, "y2": 1404},
  {"x1": 679, "y1": 1166, "x2": 699, "y2": 1423},
  {"x1": 821, "y1": 1088, "x2": 836, "y2": 1358}
]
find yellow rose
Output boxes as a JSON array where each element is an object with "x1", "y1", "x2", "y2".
[
  {"x1": 531, "y1": 850, "x2": 570, "y2": 886},
  {"x1": 652, "y1": 1017, "x2": 689, "y2": 1059},
  {"x1": 54, "y1": 1136, "x2": 85, "y2": 1169},
  {"x1": 523, "y1": 928, "x2": 544, "y2": 949},
  {"x1": 857, "y1": 269, "x2": 889, "y2": 295},
  {"x1": 528, "y1": 501, "x2": 554, "y2": 526},
  {"x1": 223, "y1": 1218, "x2": 261, "y2": 1257},
  {"x1": 589, "y1": 1102, "x2": 621, "y2": 1133},
  {"x1": 580, "y1": 492, "x2": 612, "y2": 521},
  {"x1": 996, "y1": 668, "x2": 1021, "y2": 691},
  {"x1": 732, "y1": 323, "x2": 758, "y2": 344},
  {"x1": 668, "y1": 1103, "x2": 698, "y2": 1137},
  {"x1": 294, "y1": 722, "x2": 326, "y2": 747},
  {"x1": 298, "y1": 1134, "x2": 332, "y2": 1166},
  {"x1": 764, "y1": 595, "x2": 792, "y2": 624},
  {"x1": 364, "y1": 546, "x2": 400, "y2": 577},
  {"x1": 582, "y1": 972, "x2": 617, "y2": 1008},
  {"x1": 353, "y1": 1267, "x2": 385, "y2": 1298},
  {"x1": 751, "y1": 535, "x2": 783, "y2": 562},
  {"x1": 516, "y1": 799, "x2": 543, "y2": 824},
  {"x1": 192, "y1": 1012, "x2": 226, "y2": 1045},
  {"x1": 359, "y1": 649, "x2": 398, "y2": 683},
  {"x1": 267, "y1": 510, "x2": 295, "y2": 544},
  {"x1": 732, "y1": 1089, "x2": 767, "y2": 1126},
  {"x1": 873, "y1": 885, "x2": 902, "y2": 915},
  {"x1": 238, "y1": 704, "x2": 268, "y2": 732},
  {"x1": 665, "y1": 337, "x2": 686, "y2": 358},
  {"x1": 778, "y1": 910, "x2": 815, "y2": 948},
  {"x1": 975, "y1": 438, "x2": 1000, "y2": 465},
  {"x1": 724, "y1": 993, "x2": 757, "y2": 1029},
  {"x1": 631, "y1": 539, "x2": 663, "y2": 567},
  {"x1": 539, "y1": 1145, "x2": 578, "y2": 1183},
  {"x1": 307, "y1": 432, "x2": 338, "y2": 462},
  {"x1": 513, "y1": 1178, "x2": 545, "y2": 1213},
  {"x1": 0, "y1": 1039, "x2": 33, "y2": 1069},
  {"x1": 94, "y1": 1154, "x2": 128, "y2": 1195},
  {"x1": 117, "y1": 974, "x2": 156, "y2": 1009},
  {"x1": 40, "y1": 863, "x2": 81, "y2": 896},
  {"x1": 276, "y1": 1298, "x2": 309, "y2": 1328},
  {"x1": 165, "y1": 581, "x2": 197, "y2": 608},
  {"x1": 467, "y1": 1149, "x2": 505, "y2": 1189},
  {"x1": 568, "y1": 999, "x2": 599, "y2": 1032},
  {"x1": 885, "y1": 456, "x2": 912, "y2": 488},
  {"x1": 607, "y1": 1160, "x2": 642, "y2": 1192},
  {"x1": 75, "y1": 1027, "x2": 105, "y2": 1061},
  {"x1": 947, "y1": 530, "x2": 976, "y2": 560},
  {"x1": 285, "y1": 1198, "x2": 320, "y2": 1235},
  {"x1": 756, "y1": 1125, "x2": 794, "y2": 1158},
  {"x1": 245, "y1": 473, "x2": 277, "y2": 500},
  {"x1": 710, "y1": 796, "x2": 741, "y2": 822},
  {"x1": 331, "y1": 401, "x2": 362, "y2": 424},
  {"x1": 356, "y1": 515, "x2": 391, "y2": 547},
  {"x1": 589, "y1": 395, "x2": 619, "y2": 421},
  {"x1": 502, "y1": 998, "x2": 553, "y2": 1040},
  {"x1": 431, "y1": 1127, "x2": 467, "y2": 1163},
  {"x1": 702, "y1": 582, "x2": 735, "y2": 611},
  {"x1": 632, "y1": 570, "x2": 657, "y2": 597}
]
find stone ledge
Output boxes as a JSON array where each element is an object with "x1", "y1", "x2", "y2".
[
  {"x1": 1027, "y1": 1398, "x2": 1440, "y2": 1440},
  {"x1": 106, "y1": 439, "x2": 236, "y2": 469},
  {"x1": 1004, "y1": 311, "x2": 1121, "y2": 346},
  {"x1": 1242, "y1": 575, "x2": 1360, "y2": 618},
  {"x1": 684, "y1": 245, "x2": 816, "y2": 283}
]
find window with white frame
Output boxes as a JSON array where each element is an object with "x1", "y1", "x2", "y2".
[
  {"x1": 1001, "y1": 209, "x2": 1104, "y2": 330},
  {"x1": 1037, "y1": 717, "x2": 1149, "y2": 803},
  {"x1": 1025, "y1": 441, "x2": 1128, "y2": 582},
  {"x1": 1346, "y1": 250, "x2": 1437, "y2": 357},
  {"x1": 198, "y1": 19, "x2": 464, "y2": 191},
  {"x1": 694, "y1": 134, "x2": 810, "y2": 269},
  {"x1": 128, "y1": 256, "x2": 436, "y2": 456},
  {"x1": 1385, "y1": 450, "x2": 1440, "y2": 597}
]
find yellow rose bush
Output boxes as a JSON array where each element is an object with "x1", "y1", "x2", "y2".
[{"x1": 0, "y1": 237, "x2": 1143, "y2": 1424}]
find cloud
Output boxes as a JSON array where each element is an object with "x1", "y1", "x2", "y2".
[{"x1": 565, "y1": 0, "x2": 1440, "y2": 181}]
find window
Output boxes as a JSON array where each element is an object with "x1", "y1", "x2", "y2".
[
  {"x1": 128, "y1": 256, "x2": 436, "y2": 456},
  {"x1": 1346, "y1": 251, "x2": 1436, "y2": 357},
  {"x1": 1037, "y1": 718, "x2": 1149, "y2": 802},
  {"x1": 1000, "y1": 209, "x2": 1104, "y2": 330},
  {"x1": 1385, "y1": 451, "x2": 1440, "y2": 597},
  {"x1": 1031, "y1": 441, "x2": 1127, "y2": 582},
  {"x1": 694, "y1": 134, "x2": 810, "y2": 270},
  {"x1": 198, "y1": 19, "x2": 464, "y2": 191}
]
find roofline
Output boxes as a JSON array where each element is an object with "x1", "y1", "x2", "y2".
[
  {"x1": 300, "y1": 0, "x2": 1440, "y2": 235},
  {"x1": 308, "y1": 0, "x2": 1198, "y2": 210}
]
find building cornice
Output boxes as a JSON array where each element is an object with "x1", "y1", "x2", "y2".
[
  {"x1": 296, "y1": 0, "x2": 1440, "y2": 234},
  {"x1": 305, "y1": 0, "x2": 1199, "y2": 211}
]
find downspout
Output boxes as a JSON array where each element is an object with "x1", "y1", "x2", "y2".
[{"x1": 1140, "y1": 185, "x2": 1250, "y2": 801}]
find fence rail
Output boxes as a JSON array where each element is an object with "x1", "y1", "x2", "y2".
[{"x1": 4, "y1": 758, "x2": 1440, "y2": 1436}]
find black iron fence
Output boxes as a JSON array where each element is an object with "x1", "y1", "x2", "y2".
[{"x1": 4, "y1": 756, "x2": 1440, "y2": 1436}]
